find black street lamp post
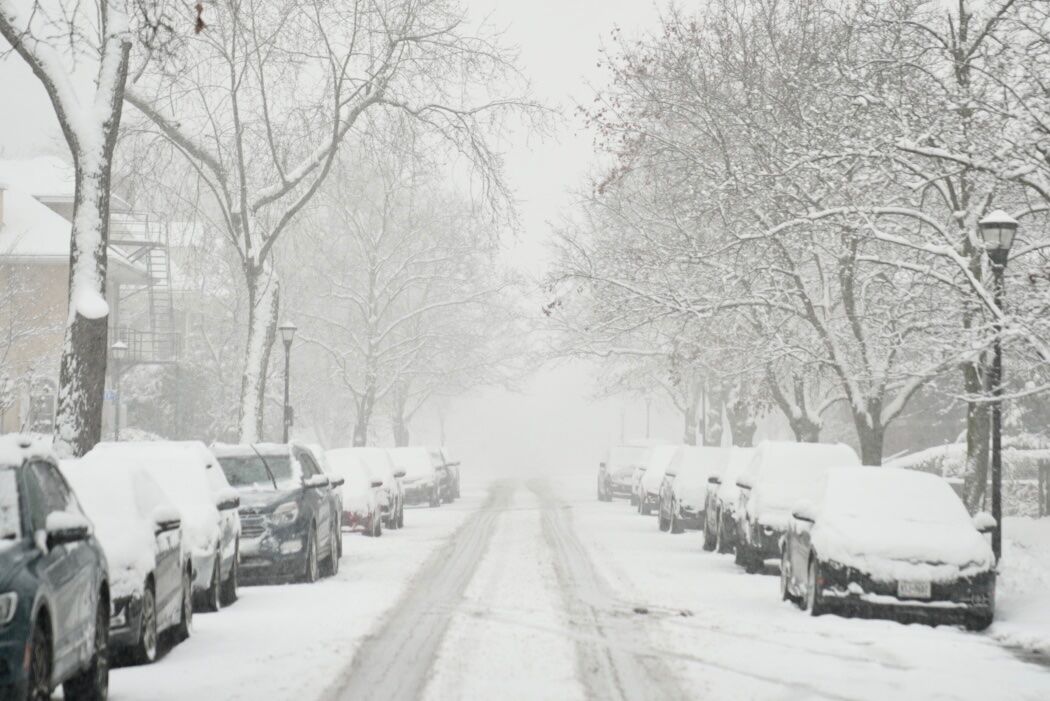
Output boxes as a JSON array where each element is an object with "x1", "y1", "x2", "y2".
[
  {"x1": 279, "y1": 321, "x2": 298, "y2": 443},
  {"x1": 977, "y1": 209, "x2": 1019, "y2": 561},
  {"x1": 111, "y1": 340, "x2": 128, "y2": 441}
]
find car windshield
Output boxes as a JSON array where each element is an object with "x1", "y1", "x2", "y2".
[
  {"x1": 0, "y1": 469, "x2": 20, "y2": 541},
  {"x1": 218, "y1": 454, "x2": 295, "y2": 489}
]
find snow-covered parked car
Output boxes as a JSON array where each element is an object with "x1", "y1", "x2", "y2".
[
  {"x1": 62, "y1": 458, "x2": 192, "y2": 664},
  {"x1": 325, "y1": 449, "x2": 386, "y2": 536},
  {"x1": 658, "y1": 446, "x2": 730, "y2": 533},
  {"x1": 214, "y1": 443, "x2": 343, "y2": 584},
  {"x1": 348, "y1": 448, "x2": 404, "y2": 528},
  {"x1": 636, "y1": 445, "x2": 679, "y2": 516},
  {"x1": 390, "y1": 447, "x2": 441, "y2": 507},
  {"x1": 429, "y1": 447, "x2": 460, "y2": 502},
  {"x1": 703, "y1": 448, "x2": 754, "y2": 552},
  {"x1": 598, "y1": 445, "x2": 649, "y2": 502},
  {"x1": 735, "y1": 441, "x2": 860, "y2": 573},
  {"x1": 87, "y1": 441, "x2": 242, "y2": 611},
  {"x1": 780, "y1": 467, "x2": 997, "y2": 630}
]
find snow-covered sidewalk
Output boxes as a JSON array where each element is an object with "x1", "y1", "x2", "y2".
[
  {"x1": 563, "y1": 476, "x2": 1050, "y2": 701},
  {"x1": 104, "y1": 492, "x2": 483, "y2": 701}
]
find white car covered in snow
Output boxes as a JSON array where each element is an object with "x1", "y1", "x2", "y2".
[
  {"x1": 86, "y1": 441, "x2": 242, "y2": 611},
  {"x1": 636, "y1": 445, "x2": 679, "y2": 516},
  {"x1": 390, "y1": 447, "x2": 441, "y2": 507},
  {"x1": 657, "y1": 446, "x2": 730, "y2": 533},
  {"x1": 342, "y1": 447, "x2": 406, "y2": 528},
  {"x1": 703, "y1": 448, "x2": 754, "y2": 552},
  {"x1": 781, "y1": 466, "x2": 997, "y2": 630},
  {"x1": 325, "y1": 449, "x2": 388, "y2": 536},
  {"x1": 61, "y1": 458, "x2": 193, "y2": 663},
  {"x1": 735, "y1": 441, "x2": 860, "y2": 572}
]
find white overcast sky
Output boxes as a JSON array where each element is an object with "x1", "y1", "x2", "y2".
[{"x1": 0, "y1": 1, "x2": 681, "y2": 476}]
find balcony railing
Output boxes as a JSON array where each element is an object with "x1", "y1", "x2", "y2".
[{"x1": 110, "y1": 326, "x2": 181, "y2": 365}]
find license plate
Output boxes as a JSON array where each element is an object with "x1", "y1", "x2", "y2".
[{"x1": 898, "y1": 580, "x2": 931, "y2": 599}]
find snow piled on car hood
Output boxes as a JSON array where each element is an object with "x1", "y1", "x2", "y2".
[{"x1": 811, "y1": 467, "x2": 994, "y2": 581}]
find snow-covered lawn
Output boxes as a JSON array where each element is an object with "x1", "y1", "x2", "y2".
[
  {"x1": 562, "y1": 476, "x2": 1050, "y2": 701},
  {"x1": 993, "y1": 517, "x2": 1050, "y2": 656},
  {"x1": 103, "y1": 492, "x2": 483, "y2": 701}
]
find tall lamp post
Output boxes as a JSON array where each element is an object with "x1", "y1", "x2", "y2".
[
  {"x1": 279, "y1": 321, "x2": 297, "y2": 443},
  {"x1": 111, "y1": 340, "x2": 128, "y2": 441},
  {"x1": 978, "y1": 209, "x2": 1018, "y2": 561}
]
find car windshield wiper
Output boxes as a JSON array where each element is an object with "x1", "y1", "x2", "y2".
[{"x1": 249, "y1": 444, "x2": 279, "y2": 490}]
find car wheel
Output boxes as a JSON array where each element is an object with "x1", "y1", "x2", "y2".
[
  {"x1": 134, "y1": 584, "x2": 159, "y2": 665},
  {"x1": 716, "y1": 515, "x2": 734, "y2": 554},
  {"x1": 703, "y1": 514, "x2": 717, "y2": 551},
  {"x1": 658, "y1": 501, "x2": 670, "y2": 531},
  {"x1": 174, "y1": 567, "x2": 193, "y2": 643},
  {"x1": 63, "y1": 597, "x2": 109, "y2": 701},
  {"x1": 374, "y1": 512, "x2": 383, "y2": 537},
  {"x1": 330, "y1": 523, "x2": 341, "y2": 575},
  {"x1": 202, "y1": 555, "x2": 222, "y2": 612},
  {"x1": 806, "y1": 558, "x2": 827, "y2": 616},
  {"x1": 221, "y1": 544, "x2": 239, "y2": 606},
  {"x1": 670, "y1": 504, "x2": 685, "y2": 534},
  {"x1": 302, "y1": 527, "x2": 319, "y2": 583},
  {"x1": 964, "y1": 613, "x2": 994, "y2": 631},
  {"x1": 429, "y1": 486, "x2": 440, "y2": 508},
  {"x1": 640, "y1": 496, "x2": 652, "y2": 516},
  {"x1": 397, "y1": 504, "x2": 405, "y2": 528},
  {"x1": 27, "y1": 620, "x2": 50, "y2": 701},
  {"x1": 780, "y1": 550, "x2": 801, "y2": 607},
  {"x1": 630, "y1": 493, "x2": 639, "y2": 507}
]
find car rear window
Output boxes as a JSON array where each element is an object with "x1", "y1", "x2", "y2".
[
  {"x1": 218, "y1": 455, "x2": 295, "y2": 488},
  {"x1": 0, "y1": 469, "x2": 20, "y2": 542}
]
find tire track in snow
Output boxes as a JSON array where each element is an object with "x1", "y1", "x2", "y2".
[
  {"x1": 321, "y1": 481, "x2": 512, "y2": 701},
  {"x1": 529, "y1": 479, "x2": 689, "y2": 701}
]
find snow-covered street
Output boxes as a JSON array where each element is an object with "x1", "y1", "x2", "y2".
[{"x1": 96, "y1": 475, "x2": 1050, "y2": 701}]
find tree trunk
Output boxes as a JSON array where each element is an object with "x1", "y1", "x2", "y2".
[
  {"x1": 726, "y1": 401, "x2": 757, "y2": 447},
  {"x1": 238, "y1": 268, "x2": 279, "y2": 442},
  {"x1": 963, "y1": 360, "x2": 991, "y2": 512},
  {"x1": 683, "y1": 404, "x2": 698, "y2": 445},
  {"x1": 53, "y1": 158, "x2": 117, "y2": 456},
  {"x1": 855, "y1": 421, "x2": 885, "y2": 465},
  {"x1": 392, "y1": 414, "x2": 410, "y2": 446},
  {"x1": 791, "y1": 420, "x2": 821, "y2": 443}
]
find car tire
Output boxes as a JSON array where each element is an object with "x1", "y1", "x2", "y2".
[
  {"x1": 330, "y1": 523, "x2": 341, "y2": 575},
  {"x1": 716, "y1": 515, "x2": 734, "y2": 554},
  {"x1": 703, "y1": 515, "x2": 717, "y2": 551},
  {"x1": 201, "y1": 555, "x2": 222, "y2": 612},
  {"x1": 781, "y1": 550, "x2": 801, "y2": 607},
  {"x1": 806, "y1": 558, "x2": 827, "y2": 616},
  {"x1": 429, "y1": 486, "x2": 440, "y2": 508},
  {"x1": 220, "y1": 542, "x2": 239, "y2": 606},
  {"x1": 174, "y1": 567, "x2": 193, "y2": 643},
  {"x1": 64, "y1": 597, "x2": 109, "y2": 701},
  {"x1": 964, "y1": 613, "x2": 994, "y2": 631},
  {"x1": 658, "y1": 501, "x2": 670, "y2": 532},
  {"x1": 374, "y1": 512, "x2": 383, "y2": 537},
  {"x1": 397, "y1": 503, "x2": 405, "y2": 528},
  {"x1": 133, "y1": 584, "x2": 159, "y2": 665},
  {"x1": 27, "y1": 619, "x2": 51, "y2": 701},
  {"x1": 630, "y1": 493, "x2": 639, "y2": 507},
  {"x1": 640, "y1": 496, "x2": 652, "y2": 516},
  {"x1": 670, "y1": 504, "x2": 685, "y2": 534},
  {"x1": 302, "y1": 527, "x2": 319, "y2": 583}
]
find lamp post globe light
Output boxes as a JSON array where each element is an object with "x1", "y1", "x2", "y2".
[
  {"x1": 977, "y1": 209, "x2": 1018, "y2": 561},
  {"x1": 279, "y1": 321, "x2": 297, "y2": 443},
  {"x1": 111, "y1": 340, "x2": 128, "y2": 441}
]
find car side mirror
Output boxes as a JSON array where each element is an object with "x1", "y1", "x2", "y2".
[
  {"x1": 664, "y1": 469, "x2": 677, "y2": 478},
  {"x1": 44, "y1": 512, "x2": 91, "y2": 549},
  {"x1": 707, "y1": 476, "x2": 721, "y2": 485},
  {"x1": 215, "y1": 488, "x2": 241, "y2": 511},
  {"x1": 792, "y1": 502, "x2": 817, "y2": 523},
  {"x1": 330, "y1": 476, "x2": 345, "y2": 488},
  {"x1": 973, "y1": 511, "x2": 997, "y2": 534},
  {"x1": 152, "y1": 505, "x2": 182, "y2": 533},
  {"x1": 370, "y1": 479, "x2": 384, "y2": 489},
  {"x1": 303, "y1": 475, "x2": 330, "y2": 489},
  {"x1": 393, "y1": 470, "x2": 406, "y2": 479},
  {"x1": 599, "y1": 461, "x2": 606, "y2": 469}
]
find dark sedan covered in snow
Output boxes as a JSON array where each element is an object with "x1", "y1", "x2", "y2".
[
  {"x1": 215, "y1": 443, "x2": 343, "y2": 584},
  {"x1": 597, "y1": 445, "x2": 649, "y2": 502},
  {"x1": 781, "y1": 467, "x2": 997, "y2": 630}
]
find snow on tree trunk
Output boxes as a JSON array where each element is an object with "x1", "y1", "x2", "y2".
[
  {"x1": 683, "y1": 404, "x2": 698, "y2": 445},
  {"x1": 238, "y1": 267, "x2": 279, "y2": 443}
]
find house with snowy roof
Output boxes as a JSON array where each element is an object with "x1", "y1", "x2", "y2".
[{"x1": 0, "y1": 156, "x2": 180, "y2": 434}]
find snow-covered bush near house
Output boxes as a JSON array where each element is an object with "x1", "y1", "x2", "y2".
[
  {"x1": 810, "y1": 467, "x2": 995, "y2": 583},
  {"x1": 388, "y1": 447, "x2": 435, "y2": 482},
  {"x1": 61, "y1": 458, "x2": 175, "y2": 599},
  {"x1": 993, "y1": 516, "x2": 1050, "y2": 654},
  {"x1": 325, "y1": 449, "x2": 379, "y2": 514},
  {"x1": 86, "y1": 442, "x2": 223, "y2": 555},
  {"x1": 668, "y1": 446, "x2": 730, "y2": 511},
  {"x1": 639, "y1": 444, "x2": 680, "y2": 498},
  {"x1": 885, "y1": 437, "x2": 1050, "y2": 516}
]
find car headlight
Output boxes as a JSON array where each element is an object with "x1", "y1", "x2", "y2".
[
  {"x1": 270, "y1": 502, "x2": 299, "y2": 526},
  {"x1": 0, "y1": 592, "x2": 17, "y2": 625}
]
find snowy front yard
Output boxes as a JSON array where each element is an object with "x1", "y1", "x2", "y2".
[{"x1": 102, "y1": 493, "x2": 483, "y2": 701}]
